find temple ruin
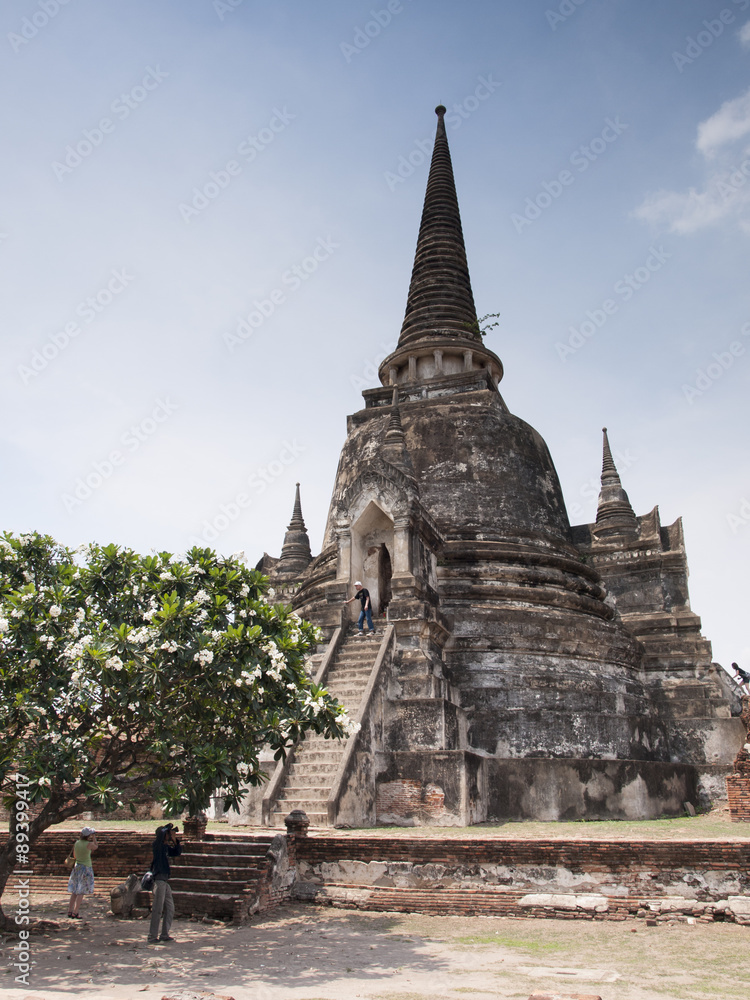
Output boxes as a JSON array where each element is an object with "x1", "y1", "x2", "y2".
[{"x1": 256, "y1": 106, "x2": 742, "y2": 827}]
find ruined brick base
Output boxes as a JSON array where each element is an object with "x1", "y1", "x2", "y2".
[
  {"x1": 16, "y1": 830, "x2": 750, "y2": 927},
  {"x1": 726, "y1": 775, "x2": 750, "y2": 821},
  {"x1": 301, "y1": 883, "x2": 750, "y2": 923}
]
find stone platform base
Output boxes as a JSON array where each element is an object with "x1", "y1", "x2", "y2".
[
  {"x1": 294, "y1": 833, "x2": 750, "y2": 923},
  {"x1": 299, "y1": 882, "x2": 750, "y2": 924},
  {"x1": 484, "y1": 757, "x2": 700, "y2": 821},
  {"x1": 372, "y1": 753, "x2": 705, "y2": 824}
]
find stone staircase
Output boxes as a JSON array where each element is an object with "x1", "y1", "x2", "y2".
[
  {"x1": 266, "y1": 629, "x2": 381, "y2": 827},
  {"x1": 138, "y1": 833, "x2": 274, "y2": 920}
]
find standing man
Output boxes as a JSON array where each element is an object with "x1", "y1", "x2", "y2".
[
  {"x1": 344, "y1": 580, "x2": 376, "y2": 636},
  {"x1": 147, "y1": 823, "x2": 182, "y2": 944}
]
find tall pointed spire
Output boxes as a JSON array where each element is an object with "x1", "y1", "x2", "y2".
[
  {"x1": 595, "y1": 428, "x2": 638, "y2": 536},
  {"x1": 377, "y1": 105, "x2": 503, "y2": 391},
  {"x1": 275, "y1": 483, "x2": 312, "y2": 575},
  {"x1": 290, "y1": 482, "x2": 305, "y2": 527},
  {"x1": 398, "y1": 106, "x2": 480, "y2": 348}
]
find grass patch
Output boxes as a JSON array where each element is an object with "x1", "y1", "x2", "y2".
[
  {"x1": 367, "y1": 995, "x2": 451, "y2": 1000},
  {"x1": 23, "y1": 807, "x2": 750, "y2": 840},
  {"x1": 455, "y1": 932, "x2": 561, "y2": 953},
  {"x1": 358, "y1": 811, "x2": 749, "y2": 840},
  {"x1": 48, "y1": 818, "x2": 234, "y2": 833},
  {"x1": 450, "y1": 990, "x2": 498, "y2": 995}
]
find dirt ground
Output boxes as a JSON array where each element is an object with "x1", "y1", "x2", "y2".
[{"x1": 2, "y1": 891, "x2": 749, "y2": 1000}]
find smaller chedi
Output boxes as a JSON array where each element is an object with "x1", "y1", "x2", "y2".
[{"x1": 256, "y1": 106, "x2": 742, "y2": 828}]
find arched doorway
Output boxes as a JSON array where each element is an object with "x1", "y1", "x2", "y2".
[
  {"x1": 350, "y1": 501, "x2": 394, "y2": 621},
  {"x1": 378, "y1": 544, "x2": 392, "y2": 616}
]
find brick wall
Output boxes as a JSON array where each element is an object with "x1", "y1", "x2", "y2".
[
  {"x1": 296, "y1": 835, "x2": 750, "y2": 875},
  {"x1": 727, "y1": 776, "x2": 750, "y2": 822},
  {"x1": 9, "y1": 831, "x2": 155, "y2": 897},
  {"x1": 294, "y1": 834, "x2": 750, "y2": 923},
  {"x1": 11, "y1": 830, "x2": 750, "y2": 926},
  {"x1": 727, "y1": 695, "x2": 750, "y2": 821}
]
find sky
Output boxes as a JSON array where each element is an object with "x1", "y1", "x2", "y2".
[{"x1": 1, "y1": 0, "x2": 749, "y2": 670}]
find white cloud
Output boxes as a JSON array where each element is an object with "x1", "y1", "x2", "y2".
[
  {"x1": 635, "y1": 186, "x2": 741, "y2": 234},
  {"x1": 740, "y1": 19, "x2": 750, "y2": 48},
  {"x1": 696, "y1": 87, "x2": 750, "y2": 156},
  {"x1": 634, "y1": 85, "x2": 750, "y2": 234}
]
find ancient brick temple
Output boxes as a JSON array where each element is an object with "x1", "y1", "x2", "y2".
[{"x1": 258, "y1": 106, "x2": 743, "y2": 827}]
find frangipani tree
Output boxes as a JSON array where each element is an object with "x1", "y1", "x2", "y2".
[{"x1": 0, "y1": 532, "x2": 354, "y2": 929}]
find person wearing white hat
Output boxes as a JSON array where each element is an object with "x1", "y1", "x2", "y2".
[
  {"x1": 343, "y1": 580, "x2": 375, "y2": 636},
  {"x1": 67, "y1": 826, "x2": 97, "y2": 919}
]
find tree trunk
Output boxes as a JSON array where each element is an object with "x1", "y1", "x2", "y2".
[{"x1": 0, "y1": 840, "x2": 20, "y2": 933}]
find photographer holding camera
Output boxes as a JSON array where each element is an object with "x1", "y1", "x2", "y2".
[{"x1": 147, "y1": 823, "x2": 182, "y2": 944}]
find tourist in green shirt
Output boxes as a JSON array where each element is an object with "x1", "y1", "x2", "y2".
[{"x1": 67, "y1": 827, "x2": 97, "y2": 918}]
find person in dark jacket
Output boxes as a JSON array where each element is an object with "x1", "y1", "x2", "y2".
[
  {"x1": 732, "y1": 662, "x2": 750, "y2": 695},
  {"x1": 343, "y1": 580, "x2": 375, "y2": 636},
  {"x1": 147, "y1": 823, "x2": 182, "y2": 943}
]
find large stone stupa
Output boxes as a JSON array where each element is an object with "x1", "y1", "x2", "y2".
[{"x1": 258, "y1": 106, "x2": 742, "y2": 827}]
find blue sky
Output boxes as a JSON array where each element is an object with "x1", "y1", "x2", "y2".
[{"x1": 1, "y1": 0, "x2": 749, "y2": 669}]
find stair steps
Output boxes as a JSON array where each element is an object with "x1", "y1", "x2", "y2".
[
  {"x1": 137, "y1": 832, "x2": 274, "y2": 920},
  {"x1": 266, "y1": 629, "x2": 382, "y2": 827}
]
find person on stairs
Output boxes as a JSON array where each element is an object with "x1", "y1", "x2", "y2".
[
  {"x1": 147, "y1": 823, "x2": 182, "y2": 944},
  {"x1": 732, "y1": 662, "x2": 750, "y2": 695},
  {"x1": 344, "y1": 580, "x2": 376, "y2": 636}
]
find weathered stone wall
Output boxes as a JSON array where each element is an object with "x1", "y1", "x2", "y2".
[
  {"x1": 484, "y1": 758, "x2": 696, "y2": 821},
  {"x1": 294, "y1": 835, "x2": 750, "y2": 922},
  {"x1": 356, "y1": 755, "x2": 700, "y2": 825},
  {"x1": 373, "y1": 750, "x2": 485, "y2": 826}
]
